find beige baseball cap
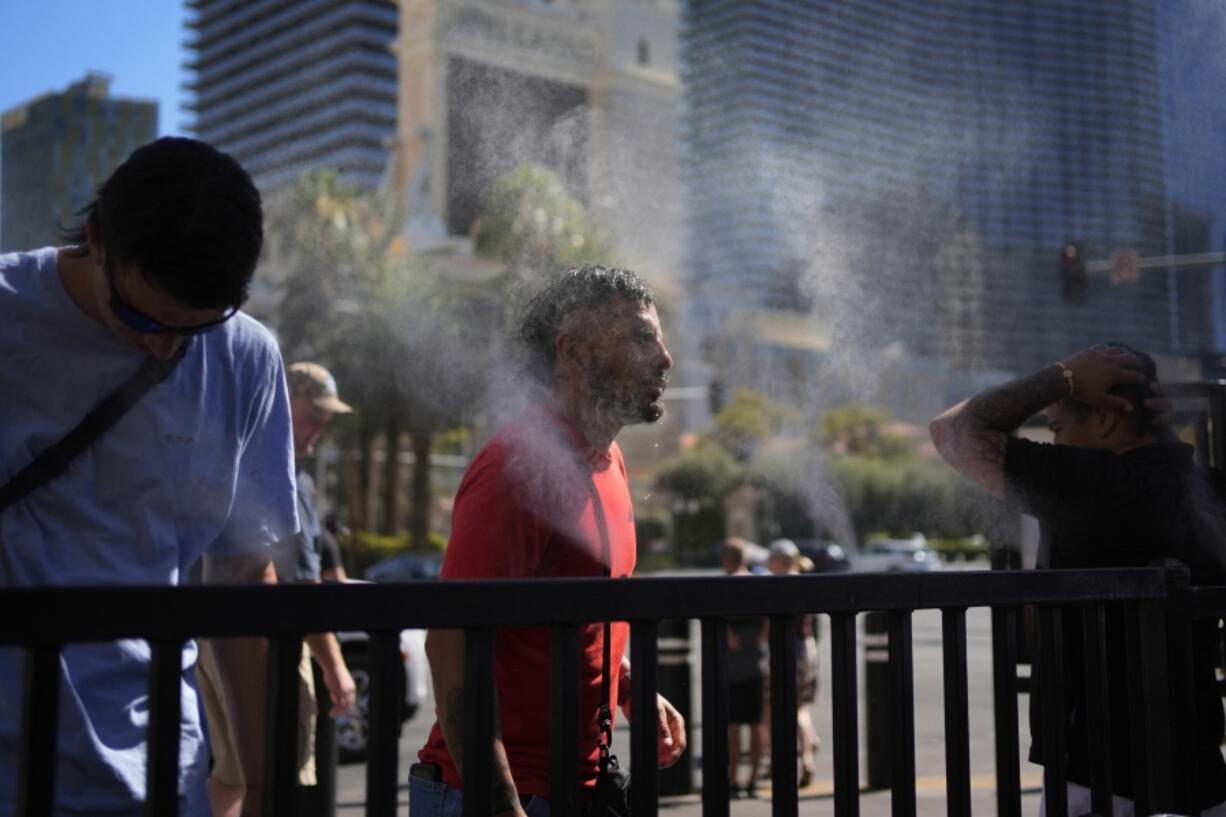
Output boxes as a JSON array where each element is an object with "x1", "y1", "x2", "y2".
[{"x1": 287, "y1": 362, "x2": 353, "y2": 414}]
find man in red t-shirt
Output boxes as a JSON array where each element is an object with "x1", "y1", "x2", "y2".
[{"x1": 413, "y1": 266, "x2": 687, "y2": 817}]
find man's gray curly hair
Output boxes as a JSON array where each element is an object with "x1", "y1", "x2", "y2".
[{"x1": 517, "y1": 265, "x2": 655, "y2": 385}]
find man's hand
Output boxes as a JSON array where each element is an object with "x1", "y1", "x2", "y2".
[
  {"x1": 654, "y1": 694, "x2": 687, "y2": 768},
  {"x1": 1144, "y1": 381, "x2": 1173, "y2": 423},
  {"x1": 305, "y1": 629, "x2": 357, "y2": 718},
  {"x1": 620, "y1": 693, "x2": 687, "y2": 768},
  {"x1": 321, "y1": 661, "x2": 357, "y2": 717},
  {"x1": 1062, "y1": 344, "x2": 1148, "y2": 411}
]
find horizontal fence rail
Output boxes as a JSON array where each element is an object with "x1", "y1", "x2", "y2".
[
  {"x1": 1, "y1": 566, "x2": 1205, "y2": 817},
  {"x1": 0, "y1": 569, "x2": 1173, "y2": 642}
]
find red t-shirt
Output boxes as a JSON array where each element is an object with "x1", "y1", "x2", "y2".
[{"x1": 418, "y1": 406, "x2": 637, "y2": 799}]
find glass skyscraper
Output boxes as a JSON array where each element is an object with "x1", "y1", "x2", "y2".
[{"x1": 683, "y1": 0, "x2": 1192, "y2": 376}]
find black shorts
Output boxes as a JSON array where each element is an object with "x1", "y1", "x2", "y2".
[{"x1": 728, "y1": 677, "x2": 765, "y2": 724}]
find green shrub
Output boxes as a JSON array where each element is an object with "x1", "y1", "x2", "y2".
[
  {"x1": 828, "y1": 455, "x2": 1008, "y2": 543},
  {"x1": 655, "y1": 445, "x2": 745, "y2": 500},
  {"x1": 927, "y1": 534, "x2": 990, "y2": 562},
  {"x1": 655, "y1": 445, "x2": 746, "y2": 565}
]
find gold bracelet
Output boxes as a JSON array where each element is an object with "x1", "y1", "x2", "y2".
[{"x1": 1053, "y1": 362, "x2": 1074, "y2": 397}]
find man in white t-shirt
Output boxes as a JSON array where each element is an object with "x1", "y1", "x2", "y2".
[{"x1": 0, "y1": 137, "x2": 298, "y2": 817}]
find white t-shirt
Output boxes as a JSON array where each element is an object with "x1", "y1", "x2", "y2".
[{"x1": 0, "y1": 247, "x2": 299, "y2": 815}]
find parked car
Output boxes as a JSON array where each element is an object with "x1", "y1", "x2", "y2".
[
  {"x1": 853, "y1": 534, "x2": 942, "y2": 573},
  {"x1": 794, "y1": 539, "x2": 852, "y2": 573},
  {"x1": 334, "y1": 577, "x2": 432, "y2": 764},
  {"x1": 364, "y1": 551, "x2": 444, "y2": 582}
]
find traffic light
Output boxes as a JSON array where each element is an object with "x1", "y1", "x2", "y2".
[
  {"x1": 1060, "y1": 242, "x2": 1087, "y2": 304},
  {"x1": 708, "y1": 379, "x2": 725, "y2": 415}
]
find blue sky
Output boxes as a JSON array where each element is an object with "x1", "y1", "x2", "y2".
[{"x1": 0, "y1": 1, "x2": 189, "y2": 135}]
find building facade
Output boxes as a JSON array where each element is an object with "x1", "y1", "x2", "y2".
[
  {"x1": 389, "y1": 0, "x2": 683, "y2": 282},
  {"x1": 1160, "y1": 0, "x2": 1226, "y2": 358},
  {"x1": 186, "y1": 0, "x2": 399, "y2": 194},
  {"x1": 1, "y1": 73, "x2": 156, "y2": 252},
  {"x1": 683, "y1": 0, "x2": 1190, "y2": 384}
]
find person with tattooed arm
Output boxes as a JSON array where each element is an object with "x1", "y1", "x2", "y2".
[
  {"x1": 411, "y1": 266, "x2": 687, "y2": 817},
  {"x1": 929, "y1": 343, "x2": 1226, "y2": 816}
]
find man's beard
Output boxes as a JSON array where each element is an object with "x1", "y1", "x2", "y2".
[{"x1": 589, "y1": 370, "x2": 667, "y2": 426}]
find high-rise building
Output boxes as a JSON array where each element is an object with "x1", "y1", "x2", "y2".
[
  {"x1": 1, "y1": 73, "x2": 156, "y2": 252},
  {"x1": 185, "y1": 0, "x2": 399, "y2": 194},
  {"x1": 1160, "y1": 0, "x2": 1226, "y2": 358},
  {"x1": 388, "y1": 0, "x2": 683, "y2": 282},
  {"x1": 683, "y1": 0, "x2": 1183, "y2": 381}
]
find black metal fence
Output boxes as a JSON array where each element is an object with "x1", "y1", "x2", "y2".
[{"x1": 1, "y1": 564, "x2": 1216, "y2": 817}]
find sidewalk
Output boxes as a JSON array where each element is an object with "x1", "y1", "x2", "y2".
[
  {"x1": 340, "y1": 775, "x2": 1045, "y2": 816},
  {"x1": 657, "y1": 773, "x2": 1044, "y2": 817}
]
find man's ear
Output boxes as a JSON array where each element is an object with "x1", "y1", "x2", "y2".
[
  {"x1": 84, "y1": 219, "x2": 103, "y2": 265},
  {"x1": 554, "y1": 330, "x2": 589, "y2": 380},
  {"x1": 1093, "y1": 406, "x2": 1119, "y2": 440}
]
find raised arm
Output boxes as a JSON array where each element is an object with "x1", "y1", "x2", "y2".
[{"x1": 929, "y1": 345, "x2": 1146, "y2": 498}]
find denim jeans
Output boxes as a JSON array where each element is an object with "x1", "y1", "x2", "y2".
[{"x1": 408, "y1": 773, "x2": 552, "y2": 817}]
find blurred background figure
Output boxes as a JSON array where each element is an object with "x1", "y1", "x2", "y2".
[
  {"x1": 767, "y1": 539, "x2": 821, "y2": 788},
  {"x1": 721, "y1": 537, "x2": 769, "y2": 797},
  {"x1": 198, "y1": 361, "x2": 358, "y2": 817}
]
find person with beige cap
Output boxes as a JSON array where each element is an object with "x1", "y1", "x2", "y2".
[
  {"x1": 197, "y1": 362, "x2": 356, "y2": 817},
  {"x1": 287, "y1": 362, "x2": 353, "y2": 457}
]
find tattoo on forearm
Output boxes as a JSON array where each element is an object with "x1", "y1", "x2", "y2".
[
  {"x1": 493, "y1": 781, "x2": 519, "y2": 813},
  {"x1": 445, "y1": 683, "x2": 521, "y2": 809},
  {"x1": 969, "y1": 430, "x2": 1005, "y2": 466},
  {"x1": 444, "y1": 688, "x2": 465, "y2": 773},
  {"x1": 954, "y1": 366, "x2": 1066, "y2": 441}
]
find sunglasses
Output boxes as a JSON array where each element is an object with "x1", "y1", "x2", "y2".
[{"x1": 104, "y1": 256, "x2": 238, "y2": 336}]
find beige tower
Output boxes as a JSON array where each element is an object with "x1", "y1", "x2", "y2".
[{"x1": 390, "y1": 0, "x2": 681, "y2": 282}]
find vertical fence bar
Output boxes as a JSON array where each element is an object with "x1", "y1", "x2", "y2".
[
  {"x1": 1163, "y1": 564, "x2": 1200, "y2": 815},
  {"x1": 145, "y1": 639, "x2": 185, "y2": 817},
  {"x1": 991, "y1": 606, "x2": 1021, "y2": 817},
  {"x1": 701, "y1": 618, "x2": 731, "y2": 817},
  {"x1": 941, "y1": 608, "x2": 971, "y2": 817},
  {"x1": 367, "y1": 631, "x2": 405, "y2": 817},
  {"x1": 1125, "y1": 605, "x2": 1150, "y2": 817},
  {"x1": 769, "y1": 615, "x2": 799, "y2": 817},
  {"x1": 266, "y1": 635, "x2": 303, "y2": 817},
  {"x1": 551, "y1": 624, "x2": 581, "y2": 817},
  {"x1": 462, "y1": 628, "x2": 497, "y2": 817},
  {"x1": 1127, "y1": 600, "x2": 1174, "y2": 815},
  {"x1": 1036, "y1": 607, "x2": 1067, "y2": 817},
  {"x1": 632, "y1": 618, "x2": 662, "y2": 814},
  {"x1": 1080, "y1": 604, "x2": 1112, "y2": 817},
  {"x1": 630, "y1": 620, "x2": 659, "y2": 817},
  {"x1": 266, "y1": 638, "x2": 301, "y2": 815},
  {"x1": 830, "y1": 613, "x2": 859, "y2": 817},
  {"x1": 16, "y1": 643, "x2": 60, "y2": 817},
  {"x1": 887, "y1": 610, "x2": 916, "y2": 817}
]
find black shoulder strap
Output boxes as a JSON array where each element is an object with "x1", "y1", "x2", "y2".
[
  {"x1": 541, "y1": 416, "x2": 619, "y2": 766},
  {"x1": 585, "y1": 475, "x2": 617, "y2": 768},
  {"x1": 0, "y1": 344, "x2": 189, "y2": 512}
]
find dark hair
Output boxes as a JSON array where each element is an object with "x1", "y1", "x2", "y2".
[
  {"x1": 62, "y1": 137, "x2": 263, "y2": 310},
  {"x1": 1059, "y1": 343, "x2": 1172, "y2": 440},
  {"x1": 517, "y1": 265, "x2": 654, "y2": 384}
]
